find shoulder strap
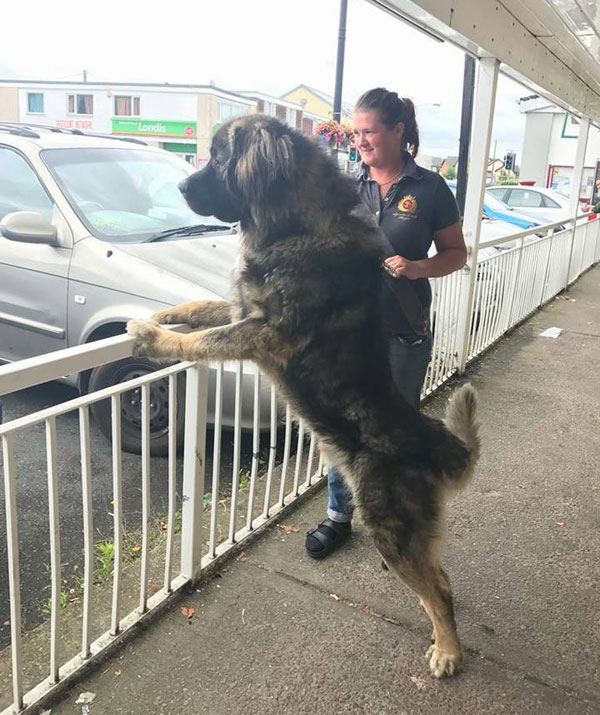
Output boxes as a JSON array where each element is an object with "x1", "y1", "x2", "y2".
[
  {"x1": 376, "y1": 231, "x2": 429, "y2": 335},
  {"x1": 350, "y1": 201, "x2": 429, "y2": 335}
]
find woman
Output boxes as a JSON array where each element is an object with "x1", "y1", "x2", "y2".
[{"x1": 306, "y1": 87, "x2": 468, "y2": 559}]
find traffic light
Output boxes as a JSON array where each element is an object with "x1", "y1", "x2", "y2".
[
  {"x1": 349, "y1": 146, "x2": 359, "y2": 163},
  {"x1": 504, "y1": 152, "x2": 515, "y2": 172}
]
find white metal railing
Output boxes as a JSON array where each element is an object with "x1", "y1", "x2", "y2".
[
  {"x1": 424, "y1": 213, "x2": 599, "y2": 394},
  {"x1": 0, "y1": 212, "x2": 599, "y2": 714},
  {"x1": 0, "y1": 334, "x2": 325, "y2": 714}
]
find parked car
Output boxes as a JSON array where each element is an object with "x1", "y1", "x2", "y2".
[
  {"x1": 445, "y1": 180, "x2": 541, "y2": 232},
  {"x1": 444, "y1": 179, "x2": 539, "y2": 250},
  {"x1": 482, "y1": 191, "x2": 543, "y2": 230},
  {"x1": 0, "y1": 123, "x2": 272, "y2": 455},
  {"x1": 486, "y1": 185, "x2": 571, "y2": 225}
]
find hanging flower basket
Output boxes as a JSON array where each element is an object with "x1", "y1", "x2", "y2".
[{"x1": 314, "y1": 120, "x2": 354, "y2": 150}]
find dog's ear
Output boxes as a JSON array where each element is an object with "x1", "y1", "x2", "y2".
[{"x1": 231, "y1": 124, "x2": 294, "y2": 202}]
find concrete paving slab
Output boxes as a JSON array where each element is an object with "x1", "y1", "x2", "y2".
[{"x1": 50, "y1": 563, "x2": 597, "y2": 715}]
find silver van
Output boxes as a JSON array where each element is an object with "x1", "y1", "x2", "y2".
[{"x1": 0, "y1": 123, "x2": 269, "y2": 454}]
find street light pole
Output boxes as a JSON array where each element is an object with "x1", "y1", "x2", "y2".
[{"x1": 333, "y1": 0, "x2": 348, "y2": 124}]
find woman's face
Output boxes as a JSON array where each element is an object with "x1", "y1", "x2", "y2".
[{"x1": 352, "y1": 109, "x2": 404, "y2": 169}]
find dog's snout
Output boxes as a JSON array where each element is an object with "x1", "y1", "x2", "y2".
[{"x1": 178, "y1": 178, "x2": 189, "y2": 195}]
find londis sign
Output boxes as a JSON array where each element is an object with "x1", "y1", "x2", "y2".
[{"x1": 112, "y1": 119, "x2": 197, "y2": 138}]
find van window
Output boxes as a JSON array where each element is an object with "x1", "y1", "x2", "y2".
[{"x1": 0, "y1": 148, "x2": 54, "y2": 222}]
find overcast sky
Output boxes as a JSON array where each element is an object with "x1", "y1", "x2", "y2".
[{"x1": 1, "y1": 0, "x2": 528, "y2": 160}]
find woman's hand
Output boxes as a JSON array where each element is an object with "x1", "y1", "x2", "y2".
[{"x1": 384, "y1": 255, "x2": 423, "y2": 280}]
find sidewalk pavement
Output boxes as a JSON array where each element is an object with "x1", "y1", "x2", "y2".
[{"x1": 50, "y1": 267, "x2": 600, "y2": 715}]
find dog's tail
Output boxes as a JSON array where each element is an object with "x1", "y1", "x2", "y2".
[{"x1": 443, "y1": 383, "x2": 480, "y2": 490}]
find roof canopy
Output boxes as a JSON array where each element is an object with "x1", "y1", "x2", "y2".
[{"x1": 368, "y1": 0, "x2": 600, "y2": 121}]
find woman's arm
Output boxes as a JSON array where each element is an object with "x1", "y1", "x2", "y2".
[{"x1": 384, "y1": 221, "x2": 467, "y2": 279}]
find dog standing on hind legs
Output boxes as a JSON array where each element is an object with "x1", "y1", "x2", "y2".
[{"x1": 127, "y1": 114, "x2": 480, "y2": 678}]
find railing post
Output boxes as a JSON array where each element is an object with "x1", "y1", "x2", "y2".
[
  {"x1": 579, "y1": 220, "x2": 590, "y2": 276},
  {"x1": 2, "y1": 433, "x2": 24, "y2": 712},
  {"x1": 538, "y1": 228, "x2": 555, "y2": 306},
  {"x1": 456, "y1": 57, "x2": 499, "y2": 373},
  {"x1": 565, "y1": 116, "x2": 590, "y2": 289},
  {"x1": 504, "y1": 237, "x2": 525, "y2": 330},
  {"x1": 180, "y1": 363, "x2": 209, "y2": 581}
]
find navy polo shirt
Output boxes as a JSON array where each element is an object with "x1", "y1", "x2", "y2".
[{"x1": 357, "y1": 153, "x2": 460, "y2": 337}]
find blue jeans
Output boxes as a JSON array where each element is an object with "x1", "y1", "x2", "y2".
[{"x1": 327, "y1": 334, "x2": 432, "y2": 523}]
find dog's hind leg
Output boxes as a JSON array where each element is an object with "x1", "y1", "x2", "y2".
[
  {"x1": 375, "y1": 533, "x2": 462, "y2": 678},
  {"x1": 151, "y1": 300, "x2": 233, "y2": 329}
]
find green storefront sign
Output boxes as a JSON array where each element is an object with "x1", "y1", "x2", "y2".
[
  {"x1": 112, "y1": 118, "x2": 197, "y2": 138},
  {"x1": 163, "y1": 142, "x2": 197, "y2": 154}
]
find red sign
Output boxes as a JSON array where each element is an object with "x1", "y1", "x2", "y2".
[{"x1": 56, "y1": 119, "x2": 93, "y2": 130}]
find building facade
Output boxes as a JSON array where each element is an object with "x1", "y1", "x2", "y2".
[
  {"x1": 519, "y1": 96, "x2": 600, "y2": 199},
  {"x1": 235, "y1": 91, "x2": 304, "y2": 130},
  {"x1": 281, "y1": 84, "x2": 353, "y2": 126},
  {"x1": 0, "y1": 80, "x2": 260, "y2": 166},
  {"x1": 0, "y1": 80, "x2": 336, "y2": 168}
]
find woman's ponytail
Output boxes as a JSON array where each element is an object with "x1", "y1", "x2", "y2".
[{"x1": 400, "y1": 97, "x2": 419, "y2": 158}]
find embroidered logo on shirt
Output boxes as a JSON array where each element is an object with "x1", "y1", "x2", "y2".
[
  {"x1": 397, "y1": 195, "x2": 417, "y2": 214},
  {"x1": 393, "y1": 194, "x2": 418, "y2": 220}
]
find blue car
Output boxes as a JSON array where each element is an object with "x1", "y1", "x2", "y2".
[{"x1": 445, "y1": 180, "x2": 540, "y2": 230}]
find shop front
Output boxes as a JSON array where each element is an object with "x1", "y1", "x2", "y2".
[{"x1": 111, "y1": 118, "x2": 197, "y2": 164}]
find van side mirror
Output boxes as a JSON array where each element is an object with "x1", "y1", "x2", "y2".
[{"x1": 0, "y1": 211, "x2": 58, "y2": 245}]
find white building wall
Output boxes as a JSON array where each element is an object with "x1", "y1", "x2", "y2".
[
  {"x1": 521, "y1": 110, "x2": 600, "y2": 198},
  {"x1": 18, "y1": 85, "x2": 198, "y2": 133},
  {"x1": 126, "y1": 89, "x2": 198, "y2": 122},
  {"x1": 519, "y1": 113, "x2": 553, "y2": 187},
  {"x1": 545, "y1": 113, "x2": 600, "y2": 167},
  {"x1": 19, "y1": 86, "x2": 110, "y2": 132}
]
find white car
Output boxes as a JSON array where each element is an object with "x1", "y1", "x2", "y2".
[
  {"x1": 476, "y1": 215, "x2": 527, "y2": 253},
  {"x1": 486, "y1": 186, "x2": 571, "y2": 225}
]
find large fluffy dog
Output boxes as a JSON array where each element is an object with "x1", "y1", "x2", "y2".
[{"x1": 127, "y1": 114, "x2": 480, "y2": 678}]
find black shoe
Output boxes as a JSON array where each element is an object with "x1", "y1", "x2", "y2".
[{"x1": 305, "y1": 518, "x2": 351, "y2": 560}]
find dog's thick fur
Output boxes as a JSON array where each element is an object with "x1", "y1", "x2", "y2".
[{"x1": 127, "y1": 115, "x2": 480, "y2": 678}]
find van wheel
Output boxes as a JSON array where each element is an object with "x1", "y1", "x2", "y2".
[{"x1": 89, "y1": 358, "x2": 185, "y2": 456}]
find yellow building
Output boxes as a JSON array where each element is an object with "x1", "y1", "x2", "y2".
[{"x1": 281, "y1": 84, "x2": 353, "y2": 126}]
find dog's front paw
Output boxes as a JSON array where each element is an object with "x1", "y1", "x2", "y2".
[
  {"x1": 426, "y1": 643, "x2": 462, "y2": 678},
  {"x1": 127, "y1": 318, "x2": 162, "y2": 357},
  {"x1": 151, "y1": 308, "x2": 177, "y2": 325}
]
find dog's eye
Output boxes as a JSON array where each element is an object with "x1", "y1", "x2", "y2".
[{"x1": 213, "y1": 157, "x2": 222, "y2": 168}]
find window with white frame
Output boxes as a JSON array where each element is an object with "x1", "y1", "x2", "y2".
[
  {"x1": 263, "y1": 101, "x2": 277, "y2": 117},
  {"x1": 286, "y1": 108, "x2": 297, "y2": 126},
  {"x1": 68, "y1": 94, "x2": 94, "y2": 115},
  {"x1": 114, "y1": 96, "x2": 140, "y2": 116},
  {"x1": 217, "y1": 100, "x2": 249, "y2": 123},
  {"x1": 27, "y1": 93, "x2": 44, "y2": 113}
]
